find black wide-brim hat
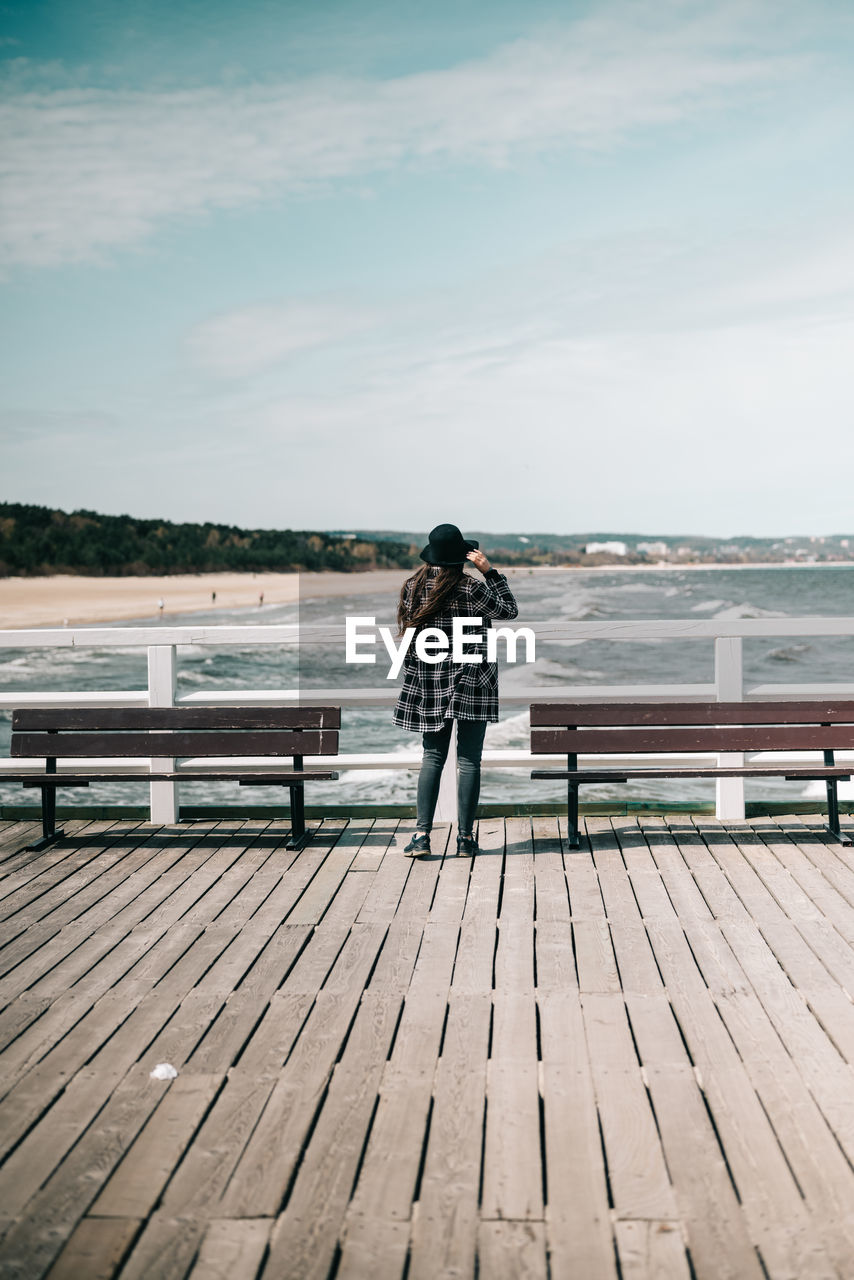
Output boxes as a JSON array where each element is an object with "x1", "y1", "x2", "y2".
[{"x1": 420, "y1": 523, "x2": 479, "y2": 566}]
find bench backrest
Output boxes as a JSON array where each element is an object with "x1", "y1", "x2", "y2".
[
  {"x1": 10, "y1": 707, "x2": 340, "y2": 759},
  {"x1": 530, "y1": 701, "x2": 854, "y2": 755}
]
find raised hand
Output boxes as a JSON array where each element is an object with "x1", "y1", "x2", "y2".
[{"x1": 466, "y1": 549, "x2": 492, "y2": 573}]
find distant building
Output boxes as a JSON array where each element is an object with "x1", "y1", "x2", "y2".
[
  {"x1": 637, "y1": 541, "x2": 668, "y2": 557},
  {"x1": 585, "y1": 541, "x2": 627, "y2": 556}
]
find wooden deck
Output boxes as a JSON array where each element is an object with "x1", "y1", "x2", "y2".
[{"x1": 3, "y1": 814, "x2": 854, "y2": 1279}]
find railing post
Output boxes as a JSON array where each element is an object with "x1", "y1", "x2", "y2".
[
  {"x1": 715, "y1": 636, "x2": 745, "y2": 820},
  {"x1": 434, "y1": 727, "x2": 459, "y2": 825},
  {"x1": 148, "y1": 646, "x2": 178, "y2": 824}
]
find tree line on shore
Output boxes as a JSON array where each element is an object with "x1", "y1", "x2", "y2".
[
  {"x1": 0, "y1": 503, "x2": 416, "y2": 577},
  {"x1": 6, "y1": 502, "x2": 833, "y2": 577}
]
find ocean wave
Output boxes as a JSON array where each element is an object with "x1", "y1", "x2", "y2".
[
  {"x1": 803, "y1": 779, "x2": 854, "y2": 799},
  {"x1": 178, "y1": 669, "x2": 221, "y2": 685},
  {"x1": 485, "y1": 711, "x2": 530, "y2": 749},
  {"x1": 766, "y1": 644, "x2": 812, "y2": 662},
  {"x1": 558, "y1": 603, "x2": 608, "y2": 620},
  {"x1": 712, "y1": 603, "x2": 788, "y2": 620},
  {"x1": 528, "y1": 657, "x2": 589, "y2": 679},
  {"x1": 690, "y1": 599, "x2": 728, "y2": 613}
]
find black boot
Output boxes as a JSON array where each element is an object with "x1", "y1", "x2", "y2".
[{"x1": 404, "y1": 832, "x2": 431, "y2": 855}]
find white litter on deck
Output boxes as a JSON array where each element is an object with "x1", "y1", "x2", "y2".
[{"x1": 150, "y1": 1063, "x2": 178, "y2": 1080}]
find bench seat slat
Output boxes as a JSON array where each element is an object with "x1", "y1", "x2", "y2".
[
  {"x1": 11, "y1": 707, "x2": 341, "y2": 731},
  {"x1": 11, "y1": 730, "x2": 338, "y2": 758},
  {"x1": 531, "y1": 726, "x2": 854, "y2": 754},
  {"x1": 13, "y1": 771, "x2": 339, "y2": 785},
  {"x1": 530, "y1": 701, "x2": 854, "y2": 727},
  {"x1": 531, "y1": 767, "x2": 853, "y2": 781}
]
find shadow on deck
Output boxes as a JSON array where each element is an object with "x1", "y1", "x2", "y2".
[{"x1": 2, "y1": 812, "x2": 854, "y2": 1279}]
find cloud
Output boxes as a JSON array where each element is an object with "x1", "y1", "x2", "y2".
[
  {"x1": 161, "y1": 209, "x2": 854, "y2": 531},
  {"x1": 186, "y1": 300, "x2": 378, "y2": 377},
  {"x1": 0, "y1": 0, "x2": 815, "y2": 267},
  {"x1": 240, "y1": 309, "x2": 854, "y2": 533}
]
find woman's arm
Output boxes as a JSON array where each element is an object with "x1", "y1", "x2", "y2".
[{"x1": 464, "y1": 550, "x2": 519, "y2": 620}]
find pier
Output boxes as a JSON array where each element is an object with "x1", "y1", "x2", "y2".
[{"x1": 3, "y1": 812, "x2": 854, "y2": 1277}]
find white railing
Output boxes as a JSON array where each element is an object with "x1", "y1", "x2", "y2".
[{"x1": 3, "y1": 618, "x2": 854, "y2": 823}]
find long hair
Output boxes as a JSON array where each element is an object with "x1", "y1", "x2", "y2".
[{"x1": 397, "y1": 564, "x2": 465, "y2": 636}]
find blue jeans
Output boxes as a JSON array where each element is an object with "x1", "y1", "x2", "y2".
[{"x1": 416, "y1": 719, "x2": 488, "y2": 836}]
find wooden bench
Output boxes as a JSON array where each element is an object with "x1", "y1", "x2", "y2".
[
  {"x1": 7, "y1": 706, "x2": 340, "y2": 852},
  {"x1": 530, "y1": 700, "x2": 854, "y2": 849}
]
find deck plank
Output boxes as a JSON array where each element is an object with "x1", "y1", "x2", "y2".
[
  {"x1": 613, "y1": 1220, "x2": 691, "y2": 1280},
  {"x1": 0, "y1": 819, "x2": 44, "y2": 865},
  {"x1": 409, "y1": 991, "x2": 492, "y2": 1280},
  {"x1": 45, "y1": 1216, "x2": 142, "y2": 1280},
  {"x1": 538, "y1": 987, "x2": 617, "y2": 1279},
  {"x1": 482, "y1": 989, "x2": 543, "y2": 1221},
  {"x1": 477, "y1": 1221, "x2": 548, "y2": 1279},
  {"x1": 582, "y1": 992, "x2": 679, "y2": 1222},
  {"x1": 3, "y1": 815, "x2": 854, "y2": 1278},
  {"x1": 0, "y1": 819, "x2": 102, "y2": 892},
  {"x1": 217, "y1": 925, "x2": 389, "y2": 1219},
  {"x1": 0, "y1": 820, "x2": 247, "y2": 1005},
  {"x1": 0, "y1": 821, "x2": 144, "y2": 927},
  {"x1": 262, "y1": 993, "x2": 401, "y2": 1280},
  {"x1": 342, "y1": 855, "x2": 475, "y2": 1262},
  {"x1": 92, "y1": 1073, "x2": 224, "y2": 1219},
  {"x1": 185, "y1": 1219, "x2": 271, "y2": 1280},
  {"x1": 644, "y1": 920, "x2": 839, "y2": 1277},
  {"x1": 685, "y1": 928, "x2": 854, "y2": 1272},
  {"x1": 644, "y1": 1065, "x2": 765, "y2": 1280},
  {"x1": 356, "y1": 822, "x2": 413, "y2": 924}
]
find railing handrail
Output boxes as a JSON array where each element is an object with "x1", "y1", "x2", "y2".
[{"x1": 4, "y1": 616, "x2": 854, "y2": 823}]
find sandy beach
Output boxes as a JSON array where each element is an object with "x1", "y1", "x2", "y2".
[{"x1": 0, "y1": 569, "x2": 416, "y2": 628}]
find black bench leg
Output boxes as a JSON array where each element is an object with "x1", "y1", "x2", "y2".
[
  {"x1": 286, "y1": 782, "x2": 309, "y2": 851},
  {"x1": 24, "y1": 784, "x2": 65, "y2": 852},
  {"x1": 567, "y1": 781, "x2": 581, "y2": 851},
  {"x1": 825, "y1": 777, "x2": 853, "y2": 846}
]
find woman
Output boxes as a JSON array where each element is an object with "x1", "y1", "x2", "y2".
[{"x1": 393, "y1": 523, "x2": 519, "y2": 856}]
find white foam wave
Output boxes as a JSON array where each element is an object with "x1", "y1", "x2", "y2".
[
  {"x1": 690, "y1": 599, "x2": 728, "y2": 613},
  {"x1": 803, "y1": 779, "x2": 854, "y2": 799},
  {"x1": 713, "y1": 604, "x2": 788, "y2": 620},
  {"x1": 766, "y1": 644, "x2": 811, "y2": 663},
  {"x1": 486, "y1": 711, "x2": 530, "y2": 749},
  {"x1": 522, "y1": 658, "x2": 581, "y2": 680}
]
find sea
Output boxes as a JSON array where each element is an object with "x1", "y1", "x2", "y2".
[{"x1": 3, "y1": 565, "x2": 854, "y2": 812}]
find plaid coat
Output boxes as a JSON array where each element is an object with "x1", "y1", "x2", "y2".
[{"x1": 392, "y1": 568, "x2": 519, "y2": 733}]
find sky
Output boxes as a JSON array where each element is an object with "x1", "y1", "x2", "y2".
[{"x1": 2, "y1": 0, "x2": 854, "y2": 537}]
